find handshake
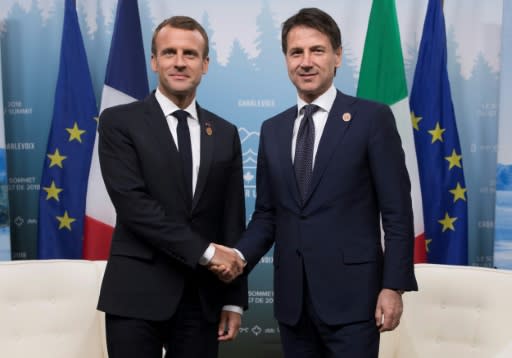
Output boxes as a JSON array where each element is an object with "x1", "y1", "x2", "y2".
[{"x1": 207, "y1": 243, "x2": 246, "y2": 283}]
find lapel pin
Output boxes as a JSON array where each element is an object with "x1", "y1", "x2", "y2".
[
  {"x1": 342, "y1": 112, "x2": 352, "y2": 122},
  {"x1": 205, "y1": 122, "x2": 213, "y2": 136}
]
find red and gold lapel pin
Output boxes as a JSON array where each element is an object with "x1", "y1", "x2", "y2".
[
  {"x1": 205, "y1": 122, "x2": 213, "y2": 136},
  {"x1": 342, "y1": 112, "x2": 352, "y2": 122}
]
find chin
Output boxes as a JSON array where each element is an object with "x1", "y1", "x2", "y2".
[{"x1": 299, "y1": 87, "x2": 320, "y2": 95}]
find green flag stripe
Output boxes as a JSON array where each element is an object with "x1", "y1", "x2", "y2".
[{"x1": 357, "y1": 0, "x2": 408, "y2": 105}]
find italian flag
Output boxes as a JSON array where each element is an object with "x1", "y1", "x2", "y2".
[
  {"x1": 357, "y1": 0, "x2": 426, "y2": 262},
  {"x1": 83, "y1": 0, "x2": 149, "y2": 259}
]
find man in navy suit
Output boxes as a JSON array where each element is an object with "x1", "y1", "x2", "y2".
[
  {"x1": 97, "y1": 16, "x2": 247, "y2": 358},
  {"x1": 213, "y1": 7, "x2": 418, "y2": 357}
]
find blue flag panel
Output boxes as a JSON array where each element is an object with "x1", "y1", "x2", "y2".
[
  {"x1": 105, "y1": 0, "x2": 149, "y2": 100},
  {"x1": 37, "y1": 0, "x2": 98, "y2": 258},
  {"x1": 410, "y1": 0, "x2": 468, "y2": 264}
]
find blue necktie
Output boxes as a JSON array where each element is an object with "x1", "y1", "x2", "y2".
[
  {"x1": 173, "y1": 110, "x2": 193, "y2": 202},
  {"x1": 294, "y1": 104, "x2": 319, "y2": 204}
]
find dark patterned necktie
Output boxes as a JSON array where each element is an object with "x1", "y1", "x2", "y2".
[
  {"x1": 173, "y1": 110, "x2": 193, "y2": 201},
  {"x1": 294, "y1": 104, "x2": 319, "y2": 204}
]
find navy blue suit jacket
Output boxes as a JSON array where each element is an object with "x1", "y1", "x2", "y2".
[{"x1": 237, "y1": 90, "x2": 418, "y2": 326}]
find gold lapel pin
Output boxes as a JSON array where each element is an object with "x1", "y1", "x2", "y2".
[
  {"x1": 342, "y1": 112, "x2": 352, "y2": 122},
  {"x1": 205, "y1": 122, "x2": 213, "y2": 136}
]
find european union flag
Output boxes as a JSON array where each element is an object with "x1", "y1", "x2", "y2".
[
  {"x1": 37, "y1": 0, "x2": 97, "y2": 258},
  {"x1": 410, "y1": 0, "x2": 468, "y2": 264}
]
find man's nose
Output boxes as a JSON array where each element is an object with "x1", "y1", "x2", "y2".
[
  {"x1": 174, "y1": 53, "x2": 186, "y2": 67},
  {"x1": 300, "y1": 52, "x2": 313, "y2": 67}
]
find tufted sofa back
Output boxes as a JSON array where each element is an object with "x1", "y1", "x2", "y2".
[
  {"x1": 379, "y1": 264, "x2": 512, "y2": 358},
  {"x1": 0, "y1": 260, "x2": 108, "y2": 358}
]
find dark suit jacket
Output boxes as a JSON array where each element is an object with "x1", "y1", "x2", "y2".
[
  {"x1": 237, "y1": 90, "x2": 418, "y2": 326},
  {"x1": 97, "y1": 92, "x2": 247, "y2": 322}
]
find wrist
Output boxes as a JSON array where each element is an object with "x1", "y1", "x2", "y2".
[{"x1": 199, "y1": 244, "x2": 215, "y2": 266}]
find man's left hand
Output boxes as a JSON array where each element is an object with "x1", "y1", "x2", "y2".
[
  {"x1": 375, "y1": 288, "x2": 403, "y2": 332},
  {"x1": 218, "y1": 310, "x2": 242, "y2": 341}
]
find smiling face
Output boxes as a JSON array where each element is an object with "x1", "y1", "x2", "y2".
[
  {"x1": 151, "y1": 25, "x2": 209, "y2": 108},
  {"x1": 285, "y1": 26, "x2": 342, "y2": 103}
]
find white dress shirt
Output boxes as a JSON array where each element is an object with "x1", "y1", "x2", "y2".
[
  {"x1": 291, "y1": 85, "x2": 337, "y2": 167},
  {"x1": 155, "y1": 89, "x2": 242, "y2": 315},
  {"x1": 155, "y1": 89, "x2": 201, "y2": 194}
]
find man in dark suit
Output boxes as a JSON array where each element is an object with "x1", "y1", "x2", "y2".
[
  {"x1": 213, "y1": 7, "x2": 418, "y2": 358},
  {"x1": 97, "y1": 16, "x2": 247, "y2": 358}
]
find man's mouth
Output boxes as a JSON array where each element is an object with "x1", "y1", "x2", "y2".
[
  {"x1": 299, "y1": 73, "x2": 317, "y2": 80},
  {"x1": 170, "y1": 73, "x2": 188, "y2": 80}
]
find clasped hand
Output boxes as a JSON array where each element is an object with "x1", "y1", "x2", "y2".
[{"x1": 207, "y1": 243, "x2": 245, "y2": 283}]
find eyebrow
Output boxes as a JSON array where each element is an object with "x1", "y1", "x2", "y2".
[
  {"x1": 159, "y1": 47, "x2": 175, "y2": 55},
  {"x1": 159, "y1": 47, "x2": 200, "y2": 56},
  {"x1": 288, "y1": 47, "x2": 303, "y2": 53},
  {"x1": 183, "y1": 49, "x2": 200, "y2": 56}
]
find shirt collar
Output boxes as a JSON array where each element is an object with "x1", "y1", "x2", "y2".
[
  {"x1": 155, "y1": 88, "x2": 198, "y2": 120},
  {"x1": 296, "y1": 84, "x2": 337, "y2": 114}
]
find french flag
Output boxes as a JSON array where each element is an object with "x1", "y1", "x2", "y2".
[{"x1": 83, "y1": 0, "x2": 149, "y2": 259}]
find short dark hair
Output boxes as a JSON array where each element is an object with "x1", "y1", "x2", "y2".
[
  {"x1": 151, "y1": 16, "x2": 209, "y2": 58},
  {"x1": 281, "y1": 8, "x2": 342, "y2": 54}
]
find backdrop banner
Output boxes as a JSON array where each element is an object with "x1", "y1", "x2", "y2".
[
  {"x1": 0, "y1": 43, "x2": 10, "y2": 261},
  {"x1": 494, "y1": 0, "x2": 512, "y2": 269}
]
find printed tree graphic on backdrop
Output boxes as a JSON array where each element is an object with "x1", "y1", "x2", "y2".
[
  {"x1": 81, "y1": 6, "x2": 111, "y2": 99},
  {"x1": 333, "y1": 44, "x2": 357, "y2": 96},
  {"x1": 250, "y1": 0, "x2": 290, "y2": 103},
  {"x1": 446, "y1": 26, "x2": 464, "y2": 125},
  {"x1": 222, "y1": 38, "x2": 257, "y2": 99},
  {"x1": 403, "y1": 36, "x2": 419, "y2": 93},
  {"x1": 199, "y1": 11, "x2": 226, "y2": 101},
  {"x1": 462, "y1": 51, "x2": 499, "y2": 264},
  {"x1": 469, "y1": 53, "x2": 499, "y2": 107},
  {"x1": 253, "y1": 1, "x2": 287, "y2": 79}
]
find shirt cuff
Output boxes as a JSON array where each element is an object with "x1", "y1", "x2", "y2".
[
  {"x1": 198, "y1": 244, "x2": 215, "y2": 266},
  {"x1": 233, "y1": 248, "x2": 246, "y2": 262},
  {"x1": 222, "y1": 305, "x2": 243, "y2": 315}
]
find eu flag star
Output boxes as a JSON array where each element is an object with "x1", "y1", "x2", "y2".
[
  {"x1": 425, "y1": 238, "x2": 432, "y2": 252},
  {"x1": 411, "y1": 112, "x2": 422, "y2": 131},
  {"x1": 47, "y1": 149, "x2": 67, "y2": 168},
  {"x1": 56, "y1": 211, "x2": 76, "y2": 231},
  {"x1": 43, "y1": 181, "x2": 63, "y2": 201},
  {"x1": 445, "y1": 149, "x2": 462, "y2": 170},
  {"x1": 428, "y1": 122, "x2": 446, "y2": 143},
  {"x1": 449, "y1": 182, "x2": 467, "y2": 202},
  {"x1": 438, "y1": 212, "x2": 457, "y2": 232},
  {"x1": 66, "y1": 122, "x2": 86, "y2": 143}
]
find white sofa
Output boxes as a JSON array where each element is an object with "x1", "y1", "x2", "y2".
[
  {"x1": 0, "y1": 260, "x2": 108, "y2": 358},
  {"x1": 379, "y1": 264, "x2": 512, "y2": 358},
  {"x1": 1, "y1": 260, "x2": 512, "y2": 358}
]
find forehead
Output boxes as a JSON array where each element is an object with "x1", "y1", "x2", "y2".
[
  {"x1": 286, "y1": 26, "x2": 331, "y2": 48},
  {"x1": 154, "y1": 26, "x2": 206, "y2": 52}
]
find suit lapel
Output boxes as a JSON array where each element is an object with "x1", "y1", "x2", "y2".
[
  {"x1": 143, "y1": 93, "x2": 187, "y2": 202},
  {"x1": 304, "y1": 91, "x2": 356, "y2": 205},
  {"x1": 276, "y1": 106, "x2": 303, "y2": 207},
  {"x1": 192, "y1": 104, "x2": 214, "y2": 211}
]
